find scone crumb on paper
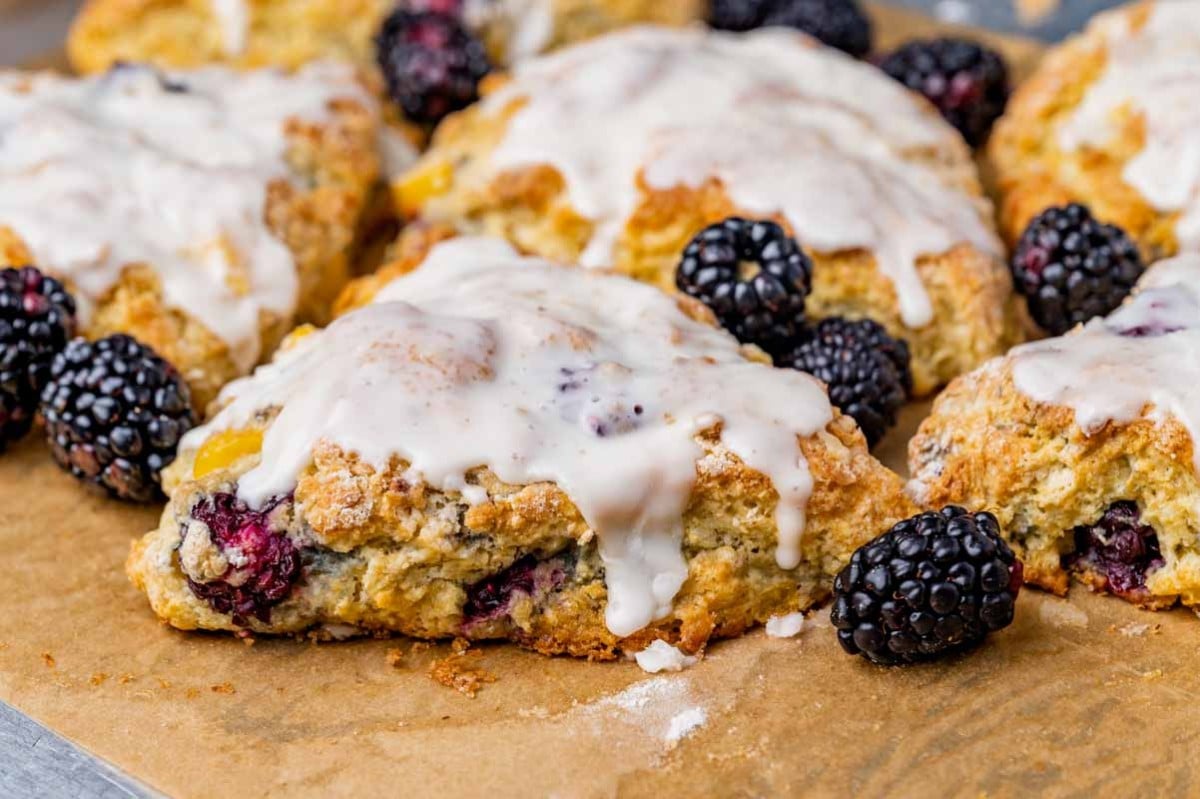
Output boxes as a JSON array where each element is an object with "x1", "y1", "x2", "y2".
[
  {"x1": 89, "y1": 673, "x2": 108, "y2": 686},
  {"x1": 428, "y1": 650, "x2": 496, "y2": 698},
  {"x1": 41, "y1": 652, "x2": 55, "y2": 669},
  {"x1": 211, "y1": 682, "x2": 237, "y2": 695},
  {"x1": 634, "y1": 640, "x2": 699, "y2": 673},
  {"x1": 765, "y1": 612, "x2": 806, "y2": 639},
  {"x1": 1039, "y1": 599, "x2": 1089, "y2": 629},
  {"x1": 386, "y1": 647, "x2": 406, "y2": 668},
  {"x1": 1111, "y1": 622, "x2": 1161, "y2": 637}
]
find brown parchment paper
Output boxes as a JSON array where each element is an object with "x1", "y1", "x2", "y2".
[{"x1": 3, "y1": 8, "x2": 1195, "y2": 798}]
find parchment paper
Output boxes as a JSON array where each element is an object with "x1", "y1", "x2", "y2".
[{"x1": 3, "y1": 8, "x2": 1191, "y2": 798}]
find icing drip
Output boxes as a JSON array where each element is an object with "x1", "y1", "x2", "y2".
[
  {"x1": 474, "y1": 27, "x2": 1000, "y2": 328},
  {"x1": 464, "y1": 0, "x2": 555, "y2": 62},
  {"x1": 0, "y1": 63, "x2": 370, "y2": 371},
  {"x1": 212, "y1": 0, "x2": 250, "y2": 56},
  {"x1": 1011, "y1": 254, "x2": 1200, "y2": 471},
  {"x1": 184, "y1": 237, "x2": 835, "y2": 637},
  {"x1": 1058, "y1": 2, "x2": 1200, "y2": 248}
]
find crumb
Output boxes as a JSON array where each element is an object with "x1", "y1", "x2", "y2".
[
  {"x1": 1110, "y1": 621, "x2": 1161, "y2": 637},
  {"x1": 118, "y1": 673, "x2": 135, "y2": 684},
  {"x1": 386, "y1": 647, "x2": 406, "y2": 668},
  {"x1": 157, "y1": 678, "x2": 171, "y2": 689},
  {"x1": 211, "y1": 682, "x2": 236, "y2": 695},
  {"x1": 1140, "y1": 668, "x2": 1164, "y2": 680},
  {"x1": 89, "y1": 673, "x2": 108, "y2": 686},
  {"x1": 451, "y1": 637, "x2": 470, "y2": 655},
  {"x1": 0, "y1": 642, "x2": 9, "y2": 651},
  {"x1": 41, "y1": 652, "x2": 55, "y2": 669},
  {"x1": 185, "y1": 688, "x2": 200, "y2": 699},
  {"x1": 428, "y1": 650, "x2": 496, "y2": 698}
]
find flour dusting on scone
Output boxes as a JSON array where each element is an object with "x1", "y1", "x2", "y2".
[
  {"x1": 910, "y1": 253, "x2": 1200, "y2": 609},
  {"x1": 991, "y1": 0, "x2": 1200, "y2": 259},
  {"x1": 0, "y1": 63, "x2": 380, "y2": 408},
  {"x1": 129, "y1": 237, "x2": 915, "y2": 657},
  {"x1": 397, "y1": 26, "x2": 1024, "y2": 396}
]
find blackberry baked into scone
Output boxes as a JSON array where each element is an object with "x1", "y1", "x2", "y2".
[
  {"x1": 0, "y1": 63, "x2": 379, "y2": 410},
  {"x1": 990, "y1": 0, "x2": 1200, "y2": 258},
  {"x1": 909, "y1": 254, "x2": 1200, "y2": 609},
  {"x1": 394, "y1": 26, "x2": 1024, "y2": 397},
  {"x1": 66, "y1": 0, "x2": 704, "y2": 74},
  {"x1": 129, "y1": 237, "x2": 916, "y2": 657}
]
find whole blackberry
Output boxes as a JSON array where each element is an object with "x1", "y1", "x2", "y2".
[
  {"x1": 676, "y1": 218, "x2": 813, "y2": 355},
  {"x1": 832, "y1": 506, "x2": 1023, "y2": 666},
  {"x1": 185, "y1": 493, "x2": 301, "y2": 626},
  {"x1": 878, "y1": 38, "x2": 1009, "y2": 146},
  {"x1": 709, "y1": 0, "x2": 873, "y2": 58},
  {"x1": 41, "y1": 335, "x2": 195, "y2": 502},
  {"x1": 778, "y1": 317, "x2": 911, "y2": 447},
  {"x1": 0, "y1": 266, "x2": 76, "y2": 449},
  {"x1": 1011, "y1": 204, "x2": 1144, "y2": 336},
  {"x1": 375, "y1": 9, "x2": 491, "y2": 125}
]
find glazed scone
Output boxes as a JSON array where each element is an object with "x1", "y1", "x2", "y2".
[
  {"x1": 395, "y1": 26, "x2": 1024, "y2": 397},
  {"x1": 0, "y1": 63, "x2": 379, "y2": 410},
  {"x1": 990, "y1": 0, "x2": 1200, "y2": 257},
  {"x1": 67, "y1": 0, "x2": 703, "y2": 74},
  {"x1": 129, "y1": 237, "x2": 916, "y2": 658},
  {"x1": 909, "y1": 254, "x2": 1200, "y2": 610}
]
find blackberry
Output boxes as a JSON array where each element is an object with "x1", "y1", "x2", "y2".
[
  {"x1": 375, "y1": 9, "x2": 491, "y2": 125},
  {"x1": 1066, "y1": 502, "x2": 1164, "y2": 600},
  {"x1": 708, "y1": 0, "x2": 872, "y2": 57},
  {"x1": 0, "y1": 266, "x2": 76, "y2": 449},
  {"x1": 762, "y1": 0, "x2": 873, "y2": 59},
  {"x1": 831, "y1": 506, "x2": 1023, "y2": 666},
  {"x1": 675, "y1": 218, "x2": 813, "y2": 356},
  {"x1": 1011, "y1": 203, "x2": 1144, "y2": 336},
  {"x1": 41, "y1": 335, "x2": 195, "y2": 502},
  {"x1": 878, "y1": 38, "x2": 1009, "y2": 147},
  {"x1": 184, "y1": 493, "x2": 302, "y2": 625},
  {"x1": 778, "y1": 317, "x2": 911, "y2": 447}
]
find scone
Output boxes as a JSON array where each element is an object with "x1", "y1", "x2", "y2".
[
  {"x1": 0, "y1": 63, "x2": 380, "y2": 410},
  {"x1": 990, "y1": 0, "x2": 1200, "y2": 258},
  {"x1": 128, "y1": 236, "x2": 916, "y2": 658},
  {"x1": 66, "y1": 0, "x2": 704, "y2": 74},
  {"x1": 909, "y1": 254, "x2": 1200, "y2": 610},
  {"x1": 394, "y1": 26, "x2": 1024, "y2": 397}
]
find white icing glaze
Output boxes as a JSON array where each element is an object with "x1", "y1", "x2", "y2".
[
  {"x1": 1058, "y1": 1, "x2": 1200, "y2": 248},
  {"x1": 1011, "y1": 254, "x2": 1200, "y2": 470},
  {"x1": 634, "y1": 640, "x2": 698, "y2": 673},
  {"x1": 184, "y1": 237, "x2": 836, "y2": 637},
  {"x1": 211, "y1": 0, "x2": 250, "y2": 56},
  {"x1": 0, "y1": 62, "x2": 370, "y2": 371},
  {"x1": 463, "y1": 0, "x2": 555, "y2": 63},
  {"x1": 472, "y1": 27, "x2": 1000, "y2": 328}
]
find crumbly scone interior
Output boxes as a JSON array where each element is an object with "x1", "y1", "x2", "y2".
[
  {"x1": 910, "y1": 255, "x2": 1200, "y2": 608},
  {"x1": 131, "y1": 237, "x2": 916, "y2": 657}
]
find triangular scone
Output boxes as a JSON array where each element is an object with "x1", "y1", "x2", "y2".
[
  {"x1": 394, "y1": 26, "x2": 1026, "y2": 396},
  {"x1": 910, "y1": 255, "x2": 1200, "y2": 609},
  {"x1": 129, "y1": 237, "x2": 915, "y2": 658},
  {"x1": 990, "y1": 0, "x2": 1200, "y2": 259}
]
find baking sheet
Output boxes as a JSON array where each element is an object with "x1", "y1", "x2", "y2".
[{"x1": 2, "y1": 7, "x2": 1190, "y2": 798}]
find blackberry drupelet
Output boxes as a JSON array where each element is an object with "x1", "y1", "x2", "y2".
[
  {"x1": 0, "y1": 266, "x2": 76, "y2": 449},
  {"x1": 708, "y1": 0, "x2": 771, "y2": 32},
  {"x1": 878, "y1": 37, "x2": 1009, "y2": 147},
  {"x1": 1011, "y1": 203, "x2": 1144, "y2": 336},
  {"x1": 185, "y1": 493, "x2": 302, "y2": 626},
  {"x1": 762, "y1": 0, "x2": 873, "y2": 58},
  {"x1": 831, "y1": 506, "x2": 1023, "y2": 666},
  {"x1": 778, "y1": 317, "x2": 911, "y2": 447},
  {"x1": 375, "y1": 9, "x2": 491, "y2": 125},
  {"x1": 40, "y1": 335, "x2": 195, "y2": 502},
  {"x1": 675, "y1": 217, "x2": 813, "y2": 356}
]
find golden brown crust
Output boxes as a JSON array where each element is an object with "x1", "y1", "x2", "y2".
[
  {"x1": 394, "y1": 91, "x2": 1024, "y2": 397},
  {"x1": 908, "y1": 359, "x2": 1200, "y2": 609},
  {"x1": 131, "y1": 409, "x2": 916, "y2": 659},
  {"x1": 68, "y1": 0, "x2": 703, "y2": 75},
  {"x1": 988, "y1": 0, "x2": 1180, "y2": 258},
  {"x1": 0, "y1": 91, "x2": 379, "y2": 411}
]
